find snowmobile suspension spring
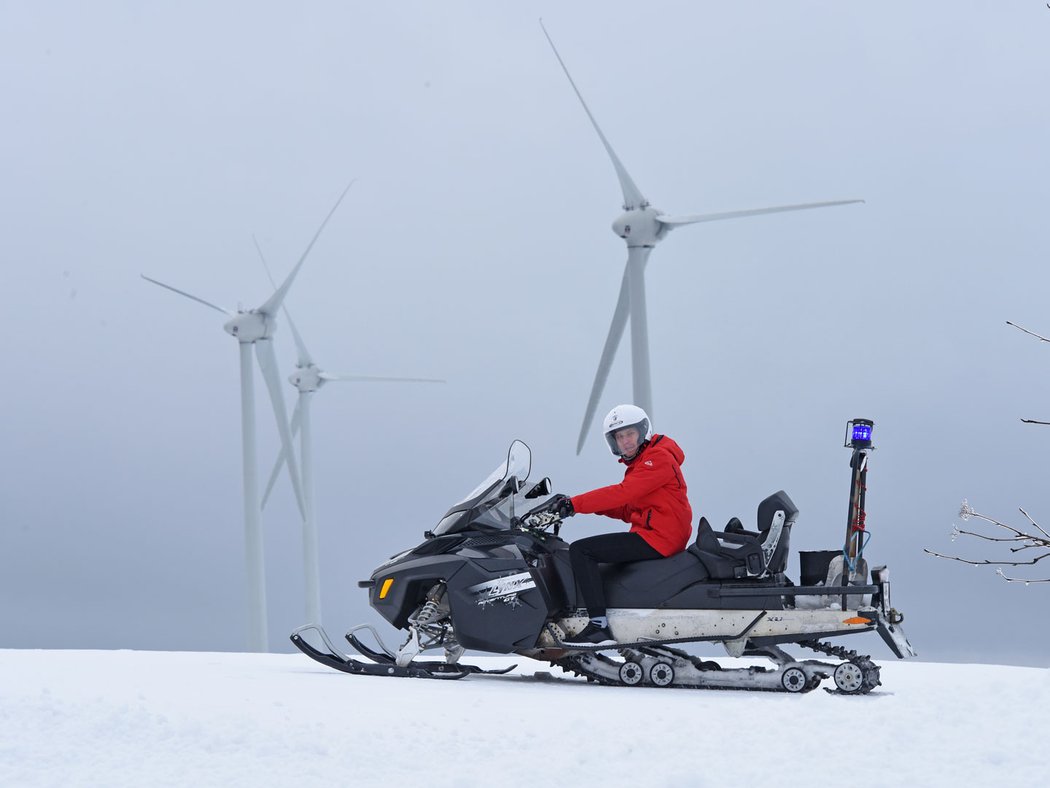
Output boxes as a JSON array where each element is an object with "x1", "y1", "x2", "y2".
[{"x1": 414, "y1": 599, "x2": 440, "y2": 627}]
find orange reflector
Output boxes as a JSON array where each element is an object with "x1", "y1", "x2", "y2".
[
  {"x1": 843, "y1": 617, "x2": 869, "y2": 625},
  {"x1": 379, "y1": 578, "x2": 394, "y2": 599}
]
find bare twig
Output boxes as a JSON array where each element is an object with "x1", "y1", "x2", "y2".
[
  {"x1": 953, "y1": 526, "x2": 1026, "y2": 544},
  {"x1": 1007, "y1": 320, "x2": 1050, "y2": 343},
  {"x1": 926, "y1": 500, "x2": 1050, "y2": 583},
  {"x1": 1019, "y1": 507, "x2": 1050, "y2": 541},
  {"x1": 923, "y1": 548, "x2": 1050, "y2": 567},
  {"x1": 996, "y1": 569, "x2": 1050, "y2": 584}
]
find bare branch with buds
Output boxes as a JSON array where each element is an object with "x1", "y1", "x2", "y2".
[{"x1": 925, "y1": 500, "x2": 1050, "y2": 584}]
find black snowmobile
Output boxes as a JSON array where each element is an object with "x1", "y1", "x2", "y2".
[{"x1": 292, "y1": 422, "x2": 915, "y2": 694}]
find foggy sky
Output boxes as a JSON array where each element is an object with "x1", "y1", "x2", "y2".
[{"x1": 3, "y1": 2, "x2": 1049, "y2": 667}]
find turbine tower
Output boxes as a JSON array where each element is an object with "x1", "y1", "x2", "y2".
[
  {"x1": 254, "y1": 240, "x2": 444, "y2": 628},
  {"x1": 141, "y1": 181, "x2": 353, "y2": 651},
  {"x1": 540, "y1": 22, "x2": 863, "y2": 453}
]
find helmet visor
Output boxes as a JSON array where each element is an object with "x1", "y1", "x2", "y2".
[{"x1": 605, "y1": 419, "x2": 649, "y2": 456}]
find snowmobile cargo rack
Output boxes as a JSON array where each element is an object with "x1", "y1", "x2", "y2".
[{"x1": 712, "y1": 584, "x2": 878, "y2": 597}]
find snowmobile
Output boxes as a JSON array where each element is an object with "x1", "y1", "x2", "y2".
[{"x1": 292, "y1": 421, "x2": 916, "y2": 694}]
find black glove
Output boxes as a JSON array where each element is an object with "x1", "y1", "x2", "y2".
[{"x1": 546, "y1": 493, "x2": 575, "y2": 519}]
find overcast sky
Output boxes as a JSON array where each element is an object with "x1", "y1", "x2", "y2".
[{"x1": 3, "y1": 2, "x2": 1049, "y2": 666}]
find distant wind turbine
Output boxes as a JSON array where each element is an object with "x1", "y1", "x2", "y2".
[
  {"x1": 254, "y1": 239, "x2": 444, "y2": 628},
  {"x1": 141, "y1": 181, "x2": 354, "y2": 651},
  {"x1": 539, "y1": 21, "x2": 863, "y2": 453}
]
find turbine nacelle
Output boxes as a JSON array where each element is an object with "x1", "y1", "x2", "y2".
[
  {"x1": 289, "y1": 363, "x2": 324, "y2": 393},
  {"x1": 223, "y1": 311, "x2": 275, "y2": 343},
  {"x1": 612, "y1": 207, "x2": 666, "y2": 248}
]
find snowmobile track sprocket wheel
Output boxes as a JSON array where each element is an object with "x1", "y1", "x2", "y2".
[
  {"x1": 649, "y1": 661, "x2": 675, "y2": 687},
  {"x1": 781, "y1": 666, "x2": 808, "y2": 693},
  {"x1": 801, "y1": 639, "x2": 881, "y2": 694},
  {"x1": 833, "y1": 661, "x2": 865, "y2": 693},
  {"x1": 619, "y1": 660, "x2": 644, "y2": 686}
]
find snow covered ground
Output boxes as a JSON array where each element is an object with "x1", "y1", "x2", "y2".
[{"x1": 2, "y1": 649, "x2": 1048, "y2": 787}]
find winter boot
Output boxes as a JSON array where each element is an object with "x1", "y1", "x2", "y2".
[{"x1": 562, "y1": 620, "x2": 616, "y2": 647}]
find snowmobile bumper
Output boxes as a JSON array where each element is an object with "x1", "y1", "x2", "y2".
[
  {"x1": 870, "y1": 565, "x2": 917, "y2": 658},
  {"x1": 875, "y1": 613, "x2": 916, "y2": 659}
]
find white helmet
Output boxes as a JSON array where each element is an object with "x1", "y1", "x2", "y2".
[{"x1": 602, "y1": 404, "x2": 652, "y2": 456}]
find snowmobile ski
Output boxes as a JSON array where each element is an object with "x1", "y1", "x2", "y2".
[{"x1": 291, "y1": 625, "x2": 516, "y2": 679}]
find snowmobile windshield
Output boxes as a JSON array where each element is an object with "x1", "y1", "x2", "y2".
[{"x1": 432, "y1": 440, "x2": 532, "y2": 536}]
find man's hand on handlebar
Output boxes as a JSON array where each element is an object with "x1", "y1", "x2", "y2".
[
  {"x1": 520, "y1": 493, "x2": 575, "y2": 530},
  {"x1": 545, "y1": 494, "x2": 575, "y2": 519},
  {"x1": 520, "y1": 510, "x2": 561, "y2": 530}
]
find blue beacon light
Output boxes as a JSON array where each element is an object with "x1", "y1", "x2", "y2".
[{"x1": 845, "y1": 419, "x2": 874, "y2": 450}]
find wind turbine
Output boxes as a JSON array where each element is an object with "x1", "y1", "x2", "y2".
[
  {"x1": 141, "y1": 181, "x2": 354, "y2": 651},
  {"x1": 539, "y1": 22, "x2": 864, "y2": 453},
  {"x1": 254, "y1": 239, "x2": 444, "y2": 628}
]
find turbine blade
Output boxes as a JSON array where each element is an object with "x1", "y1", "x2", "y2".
[
  {"x1": 140, "y1": 275, "x2": 232, "y2": 315},
  {"x1": 318, "y1": 373, "x2": 445, "y2": 384},
  {"x1": 657, "y1": 199, "x2": 864, "y2": 227},
  {"x1": 252, "y1": 235, "x2": 314, "y2": 367},
  {"x1": 252, "y1": 234, "x2": 279, "y2": 289},
  {"x1": 261, "y1": 395, "x2": 303, "y2": 511},
  {"x1": 257, "y1": 179, "x2": 356, "y2": 317},
  {"x1": 282, "y1": 312, "x2": 313, "y2": 368},
  {"x1": 540, "y1": 20, "x2": 647, "y2": 211},
  {"x1": 576, "y1": 260, "x2": 632, "y2": 454},
  {"x1": 255, "y1": 338, "x2": 307, "y2": 520},
  {"x1": 1007, "y1": 321, "x2": 1050, "y2": 343}
]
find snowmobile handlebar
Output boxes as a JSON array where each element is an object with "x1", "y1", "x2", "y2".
[{"x1": 516, "y1": 508, "x2": 563, "y2": 534}]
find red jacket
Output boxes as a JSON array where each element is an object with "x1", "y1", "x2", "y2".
[{"x1": 569, "y1": 435, "x2": 693, "y2": 557}]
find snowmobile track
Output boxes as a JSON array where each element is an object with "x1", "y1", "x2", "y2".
[{"x1": 547, "y1": 639, "x2": 879, "y2": 694}]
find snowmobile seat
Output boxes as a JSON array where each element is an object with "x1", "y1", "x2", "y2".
[
  {"x1": 723, "y1": 516, "x2": 758, "y2": 539},
  {"x1": 600, "y1": 549, "x2": 712, "y2": 609},
  {"x1": 688, "y1": 491, "x2": 799, "y2": 580}
]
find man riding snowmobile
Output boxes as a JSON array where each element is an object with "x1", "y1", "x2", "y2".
[
  {"x1": 291, "y1": 420, "x2": 916, "y2": 693},
  {"x1": 542, "y1": 405, "x2": 693, "y2": 647}
]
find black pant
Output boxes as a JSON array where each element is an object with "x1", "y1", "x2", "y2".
[{"x1": 569, "y1": 532, "x2": 663, "y2": 618}]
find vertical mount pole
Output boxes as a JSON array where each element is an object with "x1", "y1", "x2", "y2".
[
  {"x1": 839, "y1": 418, "x2": 873, "y2": 610},
  {"x1": 239, "y1": 341, "x2": 268, "y2": 652},
  {"x1": 628, "y1": 247, "x2": 653, "y2": 417},
  {"x1": 300, "y1": 390, "x2": 322, "y2": 626}
]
